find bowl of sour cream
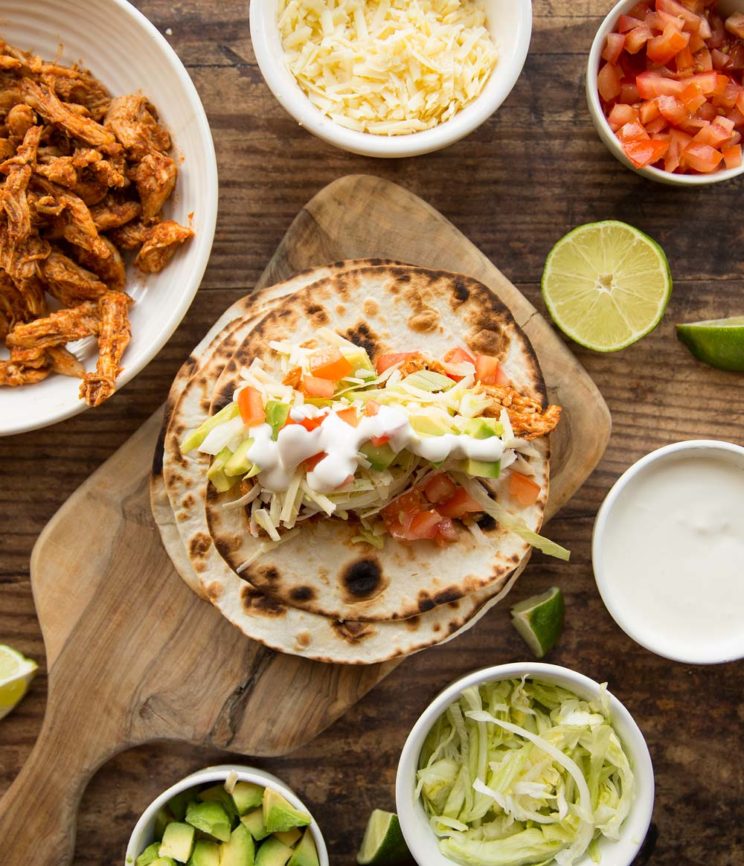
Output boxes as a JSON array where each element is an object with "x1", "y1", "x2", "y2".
[{"x1": 593, "y1": 440, "x2": 744, "y2": 665}]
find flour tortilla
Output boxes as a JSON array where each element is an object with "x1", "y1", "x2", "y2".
[
  {"x1": 190, "y1": 265, "x2": 550, "y2": 622},
  {"x1": 152, "y1": 261, "x2": 529, "y2": 663}
]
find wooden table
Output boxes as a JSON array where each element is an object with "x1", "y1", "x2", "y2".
[{"x1": 1, "y1": 1, "x2": 742, "y2": 863}]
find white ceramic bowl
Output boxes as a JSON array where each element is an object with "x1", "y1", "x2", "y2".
[
  {"x1": 586, "y1": 0, "x2": 744, "y2": 186},
  {"x1": 396, "y1": 663, "x2": 654, "y2": 866},
  {"x1": 125, "y1": 764, "x2": 329, "y2": 866},
  {"x1": 250, "y1": 0, "x2": 532, "y2": 158},
  {"x1": 593, "y1": 440, "x2": 744, "y2": 664},
  {"x1": 0, "y1": 0, "x2": 218, "y2": 436}
]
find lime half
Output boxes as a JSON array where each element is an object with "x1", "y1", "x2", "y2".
[
  {"x1": 676, "y1": 316, "x2": 744, "y2": 372},
  {"x1": 0, "y1": 645, "x2": 37, "y2": 720},
  {"x1": 357, "y1": 811, "x2": 412, "y2": 865},
  {"x1": 511, "y1": 587, "x2": 565, "y2": 658},
  {"x1": 542, "y1": 221, "x2": 672, "y2": 351}
]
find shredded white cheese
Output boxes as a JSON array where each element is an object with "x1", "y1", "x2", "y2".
[{"x1": 278, "y1": 0, "x2": 498, "y2": 136}]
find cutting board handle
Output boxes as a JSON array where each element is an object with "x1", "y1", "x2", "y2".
[{"x1": 0, "y1": 701, "x2": 121, "y2": 865}]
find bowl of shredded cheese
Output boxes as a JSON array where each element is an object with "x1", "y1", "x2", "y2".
[{"x1": 250, "y1": 0, "x2": 532, "y2": 158}]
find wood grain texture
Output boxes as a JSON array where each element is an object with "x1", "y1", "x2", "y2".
[
  {"x1": 0, "y1": 176, "x2": 607, "y2": 866},
  {"x1": 0, "y1": 1, "x2": 742, "y2": 865}
]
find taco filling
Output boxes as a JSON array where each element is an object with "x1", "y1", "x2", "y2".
[{"x1": 181, "y1": 329, "x2": 565, "y2": 557}]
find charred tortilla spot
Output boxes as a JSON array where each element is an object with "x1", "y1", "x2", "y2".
[
  {"x1": 405, "y1": 616, "x2": 421, "y2": 631},
  {"x1": 336, "y1": 304, "x2": 346, "y2": 315},
  {"x1": 433, "y1": 587, "x2": 463, "y2": 605},
  {"x1": 398, "y1": 273, "x2": 411, "y2": 283},
  {"x1": 206, "y1": 581, "x2": 222, "y2": 601},
  {"x1": 510, "y1": 553, "x2": 520, "y2": 563},
  {"x1": 305, "y1": 303, "x2": 329, "y2": 325},
  {"x1": 433, "y1": 623, "x2": 441, "y2": 633},
  {"x1": 468, "y1": 326, "x2": 506, "y2": 358},
  {"x1": 215, "y1": 536, "x2": 239, "y2": 559},
  {"x1": 189, "y1": 532, "x2": 211, "y2": 558},
  {"x1": 342, "y1": 558, "x2": 384, "y2": 598},
  {"x1": 477, "y1": 514, "x2": 497, "y2": 532},
  {"x1": 290, "y1": 585, "x2": 315, "y2": 602},
  {"x1": 363, "y1": 298, "x2": 379, "y2": 317},
  {"x1": 183, "y1": 494, "x2": 195, "y2": 509},
  {"x1": 257, "y1": 566, "x2": 280, "y2": 583},
  {"x1": 408, "y1": 309, "x2": 440, "y2": 333},
  {"x1": 241, "y1": 585, "x2": 285, "y2": 616},
  {"x1": 418, "y1": 595, "x2": 436, "y2": 613},
  {"x1": 213, "y1": 384, "x2": 233, "y2": 412},
  {"x1": 453, "y1": 278, "x2": 469, "y2": 303},
  {"x1": 332, "y1": 620, "x2": 375, "y2": 643},
  {"x1": 344, "y1": 322, "x2": 377, "y2": 358},
  {"x1": 295, "y1": 630, "x2": 312, "y2": 649}
]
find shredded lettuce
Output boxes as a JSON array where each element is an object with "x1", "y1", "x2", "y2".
[{"x1": 417, "y1": 679, "x2": 635, "y2": 866}]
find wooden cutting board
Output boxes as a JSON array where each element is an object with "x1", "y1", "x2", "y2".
[{"x1": 0, "y1": 175, "x2": 610, "y2": 865}]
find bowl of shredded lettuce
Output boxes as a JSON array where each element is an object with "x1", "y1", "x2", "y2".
[{"x1": 396, "y1": 663, "x2": 654, "y2": 866}]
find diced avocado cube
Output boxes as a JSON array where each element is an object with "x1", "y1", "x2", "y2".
[
  {"x1": 198, "y1": 785, "x2": 239, "y2": 824},
  {"x1": 155, "y1": 808, "x2": 173, "y2": 840},
  {"x1": 463, "y1": 418, "x2": 503, "y2": 439},
  {"x1": 186, "y1": 801, "x2": 232, "y2": 842},
  {"x1": 462, "y1": 458, "x2": 501, "y2": 479},
  {"x1": 232, "y1": 782, "x2": 265, "y2": 816},
  {"x1": 254, "y1": 838, "x2": 293, "y2": 866},
  {"x1": 136, "y1": 842, "x2": 162, "y2": 866},
  {"x1": 241, "y1": 809, "x2": 270, "y2": 841},
  {"x1": 168, "y1": 791, "x2": 194, "y2": 822},
  {"x1": 402, "y1": 370, "x2": 454, "y2": 392},
  {"x1": 224, "y1": 440, "x2": 255, "y2": 477},
  {"x1": 159, "y1": 822, "x2": 195, "y2": 862},
  {"x1": 287, "y1": 830, "x2": 319, "y2": 866},
  {"x1": 187, "y1": 840, "x2": 221, "y2": 866},
  {"x1": 265, "y1": 401, "x2": 290, "y2": 439},
  {"x1": 262, "y1": 790, "x2": 311, "y2": 835},
  {"x1": 359, "y1": 442, "x2": 396, "y2": 471},
  {"x1": 181, "y1": 403, "x2": 240, "y2": 453},
  {"x1": 150, "y1": 859, "x2": 177, "y2": 866},
  {"x1": 274, "y1": 829, "x2": 301, "y2": 848},
  {"x1": 409, "y1": 415, "x2": 450, "y2": 436},
  {"x1": 220, "y1": 823, "x2": 255, "y2": 866},
  {"x1": 208, "y1": 448, "x2": 239, "y2": 493}
]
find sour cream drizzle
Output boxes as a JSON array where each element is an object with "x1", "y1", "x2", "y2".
[{"x1": 244, "y1": 404, "x2": 506, "y2": 494}]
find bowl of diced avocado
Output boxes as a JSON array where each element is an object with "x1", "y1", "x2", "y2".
[{"x1": 125, "y1": 764, "x2": 328, "y2": 866}]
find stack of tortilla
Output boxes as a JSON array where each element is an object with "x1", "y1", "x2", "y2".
[{"x1": 151, "y1": 260, "x2": 552, "y2": 664}]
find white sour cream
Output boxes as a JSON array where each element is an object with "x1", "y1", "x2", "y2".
[
  {"x1": 245, "y1": 404, "x2": 506, "y2": 494},
  {"x1": 594, "y1": 444, "x2": 744, "y2": 664}
]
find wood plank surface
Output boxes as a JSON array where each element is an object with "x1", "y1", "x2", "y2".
[{"x1": 0, "y1": 2, "x2": 742, "y2": 865}]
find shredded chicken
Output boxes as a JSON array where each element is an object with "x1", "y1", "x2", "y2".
[
  {"x1": 483, "y1": 385, "x2": 562, "y2": 440},
  {"x1": 0, "y1": 39, "x2": 193, "y2": 405},
  {"x1": 79, "y1": 291, "x2": 132, "y2": 406},
  {"x1": 135, "y1": 220, "x2": 194, "y2": 273}
]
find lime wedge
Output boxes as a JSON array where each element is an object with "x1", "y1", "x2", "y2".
[
  {"x1": 676, "y1": 316, "x2": 744, "y2": 372},
  {"x1": 357, "y1": 810, "x2": 412, "y2": 865},
  {"x1": 542, "y1": 221, "x2": 672, "y2": 351},
  {"x1": 0, "y1": 645, "x2": 38, "y2": 720},
  {"x1": 511, "y1": 587, "x2": 565, "y2": 658}
]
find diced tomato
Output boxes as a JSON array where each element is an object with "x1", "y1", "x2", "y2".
[
  {"x1": 434, "y1": 517, "x2": 459, "y2": 545},
  {"x1": 664, "y1": 128, "x2": 693, "y2": 171},
  {"x1": 375, "y1": 352, "x2": 417, "y2": 374},
  {"x1": 645, "y1": 116, "x2": 669, "y2": 134},
  {"x1": 712, "y1": 48, "x2": 733, "y2": 71},
  {"x1": 300, "y1": 375, "x2": 336, "y2": 398},
  {"x1": 722, "y1": 143, "x2": 743, "y2": 168},
  {"x1": 689, "y1": 30, "x2": 706, "y2": 52},
  {"x1": 336, "y1": 407, "x2": 358, "y2": 427},
  {"x1": 508, "y1": 472, "x2": 541, "y2": 507},
  {"x1": 310, "y1": 348, "x2": 353, "y2": 381},
  {"x1": 623, "y1": 137, "x2": 670, "y2": 167},
  {"x1": 738, "y1": 91, "x2": 744, "y2": 115},
  {"x1": 422, "y1": 474, "x2": 458, "y2": 505},
  {"x1": 282, "y1": 366, "x2": 302, "y2": 388},
  {"x1": 364, "y1": 400, "x2": 381, "y2": 416},
  {"x1": 693, "y1": 116, "x2": 735, "y2": 145},
  {"x1": 680, "y1": 82, "x2": 707, "y2": 112},
  {"x1": 656, "y1": 94, "x2": 687, "y2": 123},
  {"x1": 690, "y1": 70, "x2": 721, "y2": 94},
  {"x1": 443, "y1": 347, "x2": 476, "y2": 365},
  {"x1": 475, "y1": 354, "x2": 509, "y2": 386},
  {"x1": 684, "y1": 141, "x2": 723, "y2": 171},
  {"x1": 609, "y1": 103, "x2": 641, "y2": 130},
  {"x1": 625, "y1": 25, "x2": 654, "y2": 53},
  {"x1": 598, "y1": 62, "x2": 623, "y2": 101},
  {"x1": 603, "y1": 32, "x2": 627, "y2": 64},
  {"x1": 636, "y1": 71, "x2": 686, "y2": 98},
  {"x1": 617, "y1": 14, "x2": 645, "y2": 33},
  {"x1": 371, "y1": 434, "x2": 391, "y2": 447},
  {"x1": 676, "y1": 45, "x2": 695, "y2": 72},
  {"x1": 237, "y1": 386, "x2": 265, "y2": 426},
  {"x1": 438, "y1": 488, "x2": 483, "y2": 519},
  {"x1": 303, "y1": 452, "x2": 326, "y2": 472},
  {"x1": 648, "y1": 23, "x2": 691, "y2": 65},
  {"x1": 618, "y1": 120, "x2": 650, "y2": 141},
  {"x1": 297, "y1": 415, "x2": 324, "y2": 432},
  {"x1": 382, "y1": 490, "x2": 455, "y2": 543},
  {"x1": 657, "y1": 0, "x2": 705, "y2": 32},
  {"x1": 640, "y1": 99, "x2": 661, "y2": 124},
  {"x1": 619, "y1": 82, "x2": 642, "y2": 104},
  {"x1": 727, "y1": 13, "x2": 744, "y2": 40}
]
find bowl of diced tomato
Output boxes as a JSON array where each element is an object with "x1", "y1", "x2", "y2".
[{"x1": 587, "y1": 0, "x2": 744, "y2": 184}]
